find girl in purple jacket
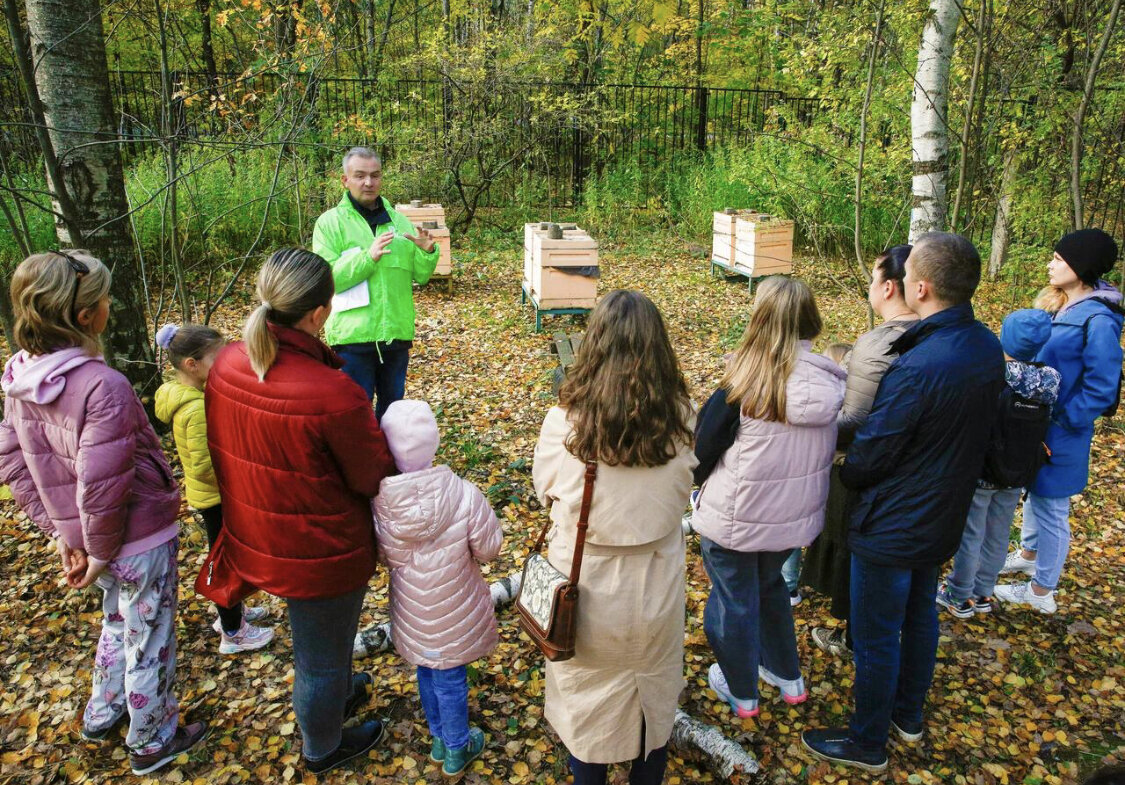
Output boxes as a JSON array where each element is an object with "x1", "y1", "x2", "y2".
[{"x1": 0, "y1": 251, "x2": 207, "y2": 776}]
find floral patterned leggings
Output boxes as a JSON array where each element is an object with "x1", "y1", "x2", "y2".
[{"x1": 83, "y1": 537, "x2": 180, "y2": 755}]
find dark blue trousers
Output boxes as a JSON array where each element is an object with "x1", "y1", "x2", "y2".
[
  {"x1": 333, "y1": 341, "x2": 410, "y2": 420},
  {"x1": 849, "y1": 555, "x2": 940, "y2": 753}
]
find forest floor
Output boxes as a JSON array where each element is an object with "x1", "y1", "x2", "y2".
[{"x1": 0, "y1": 235, "x2": 1123, "y2": 785}]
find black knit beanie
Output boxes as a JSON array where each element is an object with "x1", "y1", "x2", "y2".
[{"x1": 1054, "y1": 228, "x2": 1118, "y2": 285}]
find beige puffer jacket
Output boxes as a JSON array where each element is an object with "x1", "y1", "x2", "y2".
[
  {"x1": 836, "y1": 318, "x2": 916, "y2": 442},
  {"x1": 374, "y1": 464, "x2": 502, "y2": 669}
]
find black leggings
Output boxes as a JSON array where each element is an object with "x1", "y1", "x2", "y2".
[
  {"x1": 197, "y1": 505, "x2": 242, "y2": 633},
  {"x1": 568, "y1": 721, "x2": 668, "y2": 785}
]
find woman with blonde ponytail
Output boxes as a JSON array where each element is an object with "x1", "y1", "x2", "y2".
[
  {"x1": 691, "y1": 276, "x2": 846, "y2": 718},
  {"x1": 206, "y1": 248, "x2": 396, "y2": 776}
]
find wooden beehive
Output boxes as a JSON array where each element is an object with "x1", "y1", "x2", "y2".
[
  {"x1": 397, "y1": 205, "x2": 452, "y2": 276},
  {"x1": 733, "y1": 214, "x2": 794, "y2": 276},
  {"x1": 712, "y1": 209, "x2": 762, "y2": 265},
  {"x1": 425, "y1": 224, "x2": 452, "y2": 276},
  {"x1": 395, "y1": 201, "x2": 446, "y2": 225},
  {"x1": 528, "y1": 225, "x2": 598, "y2": 308}
]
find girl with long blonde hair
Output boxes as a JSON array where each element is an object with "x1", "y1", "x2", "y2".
[{"x1": 692, "y1": 276, "x2": 846, "y2": 718}]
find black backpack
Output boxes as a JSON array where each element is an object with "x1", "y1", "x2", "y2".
[{"x1": 981, "y1": 383, "x2": 1053, "y2": 489}]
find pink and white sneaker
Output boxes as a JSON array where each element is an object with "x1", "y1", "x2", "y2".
[
  {"x1": 219, "y1": 620, "x2": 274, "y2": 655},
  {"x1": 212, "y1": 605, "x2": 269, "y2": 634},
  {"x1": 760, "y1": 666, "x2": 808, "y2": 704},
  {"x1": 707, "y1": 664, "x2": 759, "y2": 718}
]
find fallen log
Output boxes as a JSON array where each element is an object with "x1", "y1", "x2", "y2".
[{"x1": 671, "y1": 709, "x2": 760, "y2": 779}]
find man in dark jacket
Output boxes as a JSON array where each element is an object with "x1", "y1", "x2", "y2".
[{"x1": 802, "y1": 233, "x2": 1005, "y2": 772}]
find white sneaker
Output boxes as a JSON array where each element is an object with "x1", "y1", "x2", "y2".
[
  {"x1": 994, "y1": 581, "x2": 1057, "y2": 614},
  {"x1": 999, "y1": 550, "x2": 1036, "y2": 576},
  {"x1": 789, "y1": 589, "x2": 802, "y2": 607},
  {"x1": 759, "y1": 666, "x2": 807, "y2": 704},
  {"x1": 707, "y1": 664, "x2": 759, "y2": 718},
  {"x1": 219, "y1": 620, "x2": 275, "y2": 654},
  {"x1": 212, "y1": 605, "x2": 269, "y2": 634}
]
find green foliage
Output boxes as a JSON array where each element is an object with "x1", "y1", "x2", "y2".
[{"x1": 0, "y1": 170, "x2": 56, "y2": 269}]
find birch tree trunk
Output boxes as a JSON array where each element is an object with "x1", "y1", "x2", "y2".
[
  {"x1": 24, "y1": 0, "x2": 156, "y2": 395},
  {"x1": 908, "y1": 0, "x2": 961, "y2": 242}
]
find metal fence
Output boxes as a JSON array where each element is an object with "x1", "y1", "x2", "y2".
[
  {"x1": 0, "y1": 67, "x2": 825, "y2": 204},
  {"x1": 1, "y1": 67, "x2": 1122, "y2": 237}
]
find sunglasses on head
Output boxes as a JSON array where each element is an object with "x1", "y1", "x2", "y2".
[{"x1": 52, "y1": 250, "x2": 90, "y2": 314}]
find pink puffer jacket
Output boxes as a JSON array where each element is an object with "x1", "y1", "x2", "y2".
[
  {"x1": 692, "y1": 345, "x2": 846, "y2": 553},
  {"x1": 373, "y1": 464, "x2": 503, "y2": 669}
]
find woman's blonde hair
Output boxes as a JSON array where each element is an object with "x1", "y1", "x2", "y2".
[
  {"x1": 1034, "y1": 286, "x2": 1068, "y2": 315},
  {"x1": 722, "y1": 276, "x2": 822, "y2": 423},
  {"x1": 244, "y1": 248, "x2": 335, "y2": 381},
  {"x1": 10, "y1": 250, "x2": 111, "y2": 356},
  {"x1": 558, "y1": 289, "x2": 693, "y2": 467}
]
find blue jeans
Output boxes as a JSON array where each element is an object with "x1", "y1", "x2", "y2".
[
  {"x1": 946, "y1": 486, "x2": 1022, "y2": 600},
  {"x1": 849, "y1": 555, "x2": 940, "y2": 754},
  {"x1": 334, "y1": 341, "x2": 410, "y2": 420},
  {"x1": 781, "y1": 548, "x2": 802, "y2": 593},
  {"x1": 1020, "y1": 492, "x2": 1071, "y2": 591},
  {"x1": 701, "y1": 539, "x2": 801, "y2": 700},
  {"x1": 417, "y1": 665, "x2": 470, "y2": 749},
  {"x1": 286, "y1": 586, "x2": 366, "y2": 761}
]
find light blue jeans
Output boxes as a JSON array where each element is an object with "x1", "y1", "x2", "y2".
[
  {"x1": 945, "y1": 486, "x2": 1022, "y2": 600},
  {"x1": 417, "y1": 665, "x2": 470, "y2": 749},
  {"x1": 1018, "y1": 492, "x2": 1071, "y2": 591},
  {"x1": 781, "y1": 548, "x2": 802, "y2": 594}
]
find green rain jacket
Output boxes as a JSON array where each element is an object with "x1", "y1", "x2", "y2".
[{"x1": 312, "y1": 194, "x2": 439, "y2": 347}]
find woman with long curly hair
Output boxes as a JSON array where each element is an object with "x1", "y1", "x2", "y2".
[
  {"x1": 692, "y1": 276, "x2": 845, "y2": 718},
  {"x1": 532, "y1": 289, "x2": 696, "y2": 785}
]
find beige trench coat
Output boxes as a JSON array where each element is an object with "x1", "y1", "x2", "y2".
[{"x1": 532, "y1": 406, "x2": 696, "y2": 763}]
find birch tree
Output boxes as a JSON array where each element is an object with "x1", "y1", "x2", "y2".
[
  {"x1": 908, "y1": 0, "x2": 961, "y2": 242},
  {"x1": 23, "y1": 0, "x2": 156, "y2": 394}
]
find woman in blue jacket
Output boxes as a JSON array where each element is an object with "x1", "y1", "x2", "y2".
[{"x1": 996, "y1": 229, "x2": 1123, "y2": 614}]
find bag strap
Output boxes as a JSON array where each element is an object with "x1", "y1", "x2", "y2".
[
  {"x1": 528, "y1": 460, "x2": 599, "y2": 587},
  {"x1": 568, "y1": 461, "x2": 598, "y2": 585}
]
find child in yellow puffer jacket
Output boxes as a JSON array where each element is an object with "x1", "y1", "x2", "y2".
[{"x1": 154, "y1": 323, "x2": 273, "y2": 655}]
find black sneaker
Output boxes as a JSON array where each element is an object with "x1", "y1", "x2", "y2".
[
  {"x1": 305, "y1": 719, "x2": 385, "y2": 776},
  {"x1": 343, "y1": 672, "x2": 373, "y2": 720},
  {"x1": 891, "y1": 717, "x2": 923, "y2": 743},
  {"x1": 130, "y1": 722, "x2": 210, "y2": 775},
  {"x1": 81, "y1": 712, "x2": 126, "y2": 741},
  {"x1": 935, "y1": 584, "x2": 975, "y2": 619},
  {"x1": 974, "y1": 595, "x2": 994, "y2": 614},
  {"x1": 801, "y1": 728, "x2": 887, "y2": 773}
]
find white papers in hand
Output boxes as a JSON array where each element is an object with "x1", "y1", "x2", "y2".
[{"x1": 332, "y1": 281, "x2": 370, "y2": 312}]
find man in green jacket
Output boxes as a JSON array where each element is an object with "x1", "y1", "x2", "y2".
[{"x1": 312, "y1": 147, "x2": 439, "y2": 418}]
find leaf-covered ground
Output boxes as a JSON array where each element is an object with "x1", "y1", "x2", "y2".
[{"x1": 1, "y1": 236, "x2": 1123, "y2": 785}]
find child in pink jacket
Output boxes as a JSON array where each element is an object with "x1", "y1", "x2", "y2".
[
  {"x1": 0, "y1": 251, "x2": 207, "y2": 776},
  {"x1": 373, "y1": 400, "x2": 503, "y2": 778}
]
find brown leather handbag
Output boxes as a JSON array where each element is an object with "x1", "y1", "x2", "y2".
[{"x1": 515, "y1": 460, "x2": 597, "y2": 662}]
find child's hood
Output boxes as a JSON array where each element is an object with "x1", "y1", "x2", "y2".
[
  {"x1": 374, "y1": 464, "x2": 458, "y2": 542},
  {"x1": 155, "y1": 380, "x2": 203, "y2": 425},
  {"x1": 1, "y1": 347, "x2": 105, "y2": 405},
  {"x1": 1005, "y1": 360, "x2": 1061, "y2": 405}
]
